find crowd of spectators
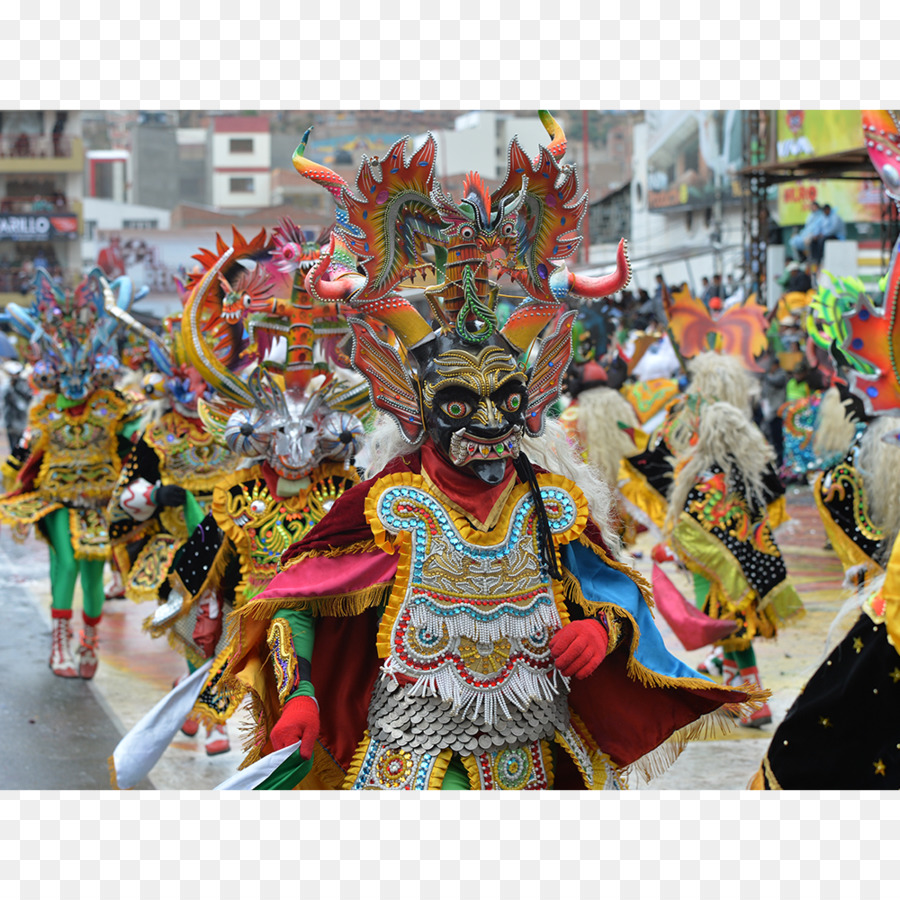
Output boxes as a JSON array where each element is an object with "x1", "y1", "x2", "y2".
[
  {"x1": 0, "y1": 192, "x2": 68, "y2": 215},
  {"x1": 787, "y1": 201, "x2": 846, "y2": 265},
  {"x1": 0, "y1": 255, "x2": 63, "y2": 293}
]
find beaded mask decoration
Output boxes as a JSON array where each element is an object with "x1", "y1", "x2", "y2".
[
  {"x1": 291, "y1": 111, "x2": 631, "y2": 483},
  {"x1": 180, "y1": 221, "x2": 370, "y2": 479},
  {"x1": 6, "y1": 268, "x2": 138, "y2": 401}
]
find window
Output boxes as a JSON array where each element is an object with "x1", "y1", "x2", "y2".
[
  {"x1": 230, "y1": 177, "x2": 255, "y2": 194},
  {"x1": 229, "y1": 138, "x2": 254, "y2": 154},
  {"x1": 123, "y1": 220, "x2": 158, "y2": 230}
]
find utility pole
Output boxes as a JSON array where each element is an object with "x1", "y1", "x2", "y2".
[{"x1": 582, "y1": 110, "x2": 591, "y2": 266}]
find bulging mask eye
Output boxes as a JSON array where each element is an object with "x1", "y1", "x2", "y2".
[
  {"x1": 441, "y1": 399, "x2": 471, "y2": 419},
  {"x1": 459, "y1": 225, "x2": 475, "y2": 240},
  {"x1": 501, "y1": 222, "x2": 516, "y2": 237},
  {"x1": 502, "y1": 393, "x2": 523, "y2": 413}
]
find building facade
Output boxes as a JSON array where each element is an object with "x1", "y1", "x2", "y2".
[{"x1": 0, "y1": 111, "x2": 84, "y2": 304}]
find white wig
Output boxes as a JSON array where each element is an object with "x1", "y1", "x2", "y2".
[
  {"x1": 685, "y1": 351, "x2": 759, "y2": 416},
  {"x1": 666, "y1": 400, "x2": 775, "y2": 532},
  {"x1": 572, "y1": 386, "x2": 640, "y2": 485}
]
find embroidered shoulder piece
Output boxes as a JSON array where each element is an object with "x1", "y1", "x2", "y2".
[{"x1": 144, "y1": 411, "x2": 236, "y2": 494}]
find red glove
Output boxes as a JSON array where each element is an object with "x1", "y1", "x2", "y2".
[
  {"x1": 651, "y1": 542, "x2": 676, "y2": 564},
  {"x1": 549, "y1": 619, "x2": 609, "y2": 679},
  {"x1": 270, "y1": 695, "x2": 320, "y2": 758}
]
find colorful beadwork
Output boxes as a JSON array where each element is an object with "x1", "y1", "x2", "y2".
[{"x1": 368, "y1": 472, "x2": 586, "y2": 727}]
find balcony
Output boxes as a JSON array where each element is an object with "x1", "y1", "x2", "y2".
[{"x1": 0, "y1": 135, "x2": 84, "y2": 173}]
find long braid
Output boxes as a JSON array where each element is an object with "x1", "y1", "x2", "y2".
[{"x1": 514, "y1": 451, "x2": 563, "y2": 580}]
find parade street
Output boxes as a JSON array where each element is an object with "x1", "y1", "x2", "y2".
[{"x1": 0, "y1": 482, "x2": 846, "y2": 792}]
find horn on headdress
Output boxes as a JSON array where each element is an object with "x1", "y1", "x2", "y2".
[
  {"x1": 182, "y1": 246, "x2": 259, "y2": 408},
  {"x1": 567, "y1": 238, "x2": 632, "y2": 298}
]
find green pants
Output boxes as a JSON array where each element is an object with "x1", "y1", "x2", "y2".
[
  {"x1": 692, "y1": 571, "x2": 756, "y2": 670},
  {"x1": 45, "y1": 507, "x2": 106, "y2": 618}
]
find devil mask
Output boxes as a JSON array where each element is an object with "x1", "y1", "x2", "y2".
[{"x1": 293, "y1": 111, "x2": 631, "y2": 483}]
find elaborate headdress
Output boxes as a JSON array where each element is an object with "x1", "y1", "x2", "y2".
[
  {"x1": 827, "y1": 110, "x2": 900, "y2": 415},
  {"x1": 5, "y1": 268, "x2": 138, "y2": 400},
  {"x1": 664, "y1": 284, "x2": 769, "y2": 372},
  {"x1": 291, "y1": 111, "x2": 631, "y2": 483},
  {"x1": 179, "y1": 221, "x2": 370, "y2": 478}
]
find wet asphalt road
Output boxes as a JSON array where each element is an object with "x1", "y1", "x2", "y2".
[{"x1": 0, "y1": 531, "x2": 154, "y2": 789}]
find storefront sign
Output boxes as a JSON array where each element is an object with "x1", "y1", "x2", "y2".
[{"x1": 0, "y1": 214, "x2": 79, "y2": 241}]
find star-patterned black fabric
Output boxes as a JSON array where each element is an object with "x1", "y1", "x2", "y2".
[
  {"x1": 815, "y1": 446, "x2": 885, "y2": 564},
  {"x1": 683, "y1": 465, "x2": 788, "y2": 600},
  {"x1": 761, "y1": 612, "x2": 900, "y2": 789},
  {"x1": 171, "y1": 511, "x2": 226, "y2": 597}
]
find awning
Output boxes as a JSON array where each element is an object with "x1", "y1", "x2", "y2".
[{"x1": 737, "y1": 147, "x2": 877, "y2": 185}]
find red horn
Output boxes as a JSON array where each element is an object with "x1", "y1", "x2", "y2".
[{"x1": 567, "y1": 238, "x2": 631, "y2": 298}]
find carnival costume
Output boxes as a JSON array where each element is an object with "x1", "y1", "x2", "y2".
[
  {"x1": 157, "y1": 221, "x2": 370, "y2": 745},
  {"x1": 0, "y1": 269, "x2": 141, "y2": 678},
  {"x1": 812, "y1": 416, "x2": 900, "y2": 588},
  {"x1": 665, "y1": 401, "x2": 804, "y2": 727},
  {"x1": 102, "y1": 312, "x2": 242, "y2": 752},
  {"x1": 620, "y1": 351, "x2": 786, "y2": 536},
  {"x1": 222, "y1": 112, "x2": 766, "y2": 791}
]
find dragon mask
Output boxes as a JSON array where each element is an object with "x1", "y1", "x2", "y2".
[
  {"x1": 291, "y1": 111, "x2": 631, "y2": 483},
  {"x1": 179, "y1": 220, "x2": 370, "y2": 480}
]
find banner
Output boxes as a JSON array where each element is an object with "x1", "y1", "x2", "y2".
[
  {"x1": 0, "y1": 214, "x2": 79, "y2": 241},
  {"x1": 775, "y1": 110, "x2": 882, "y2": 227}
]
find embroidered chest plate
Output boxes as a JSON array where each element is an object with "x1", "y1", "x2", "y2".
[
  {"x1": 366, "y1": 472, "x2": 587, "y2": 727},
  {"x1": 32, "y1": 391, "x2": 131, "y2": 505},
  {"x1": 215, "y1": 463, "x2": 359, "y2": 601},
  {"x1": 145, "y1": 412, "x2": 236, "y2": 494}
]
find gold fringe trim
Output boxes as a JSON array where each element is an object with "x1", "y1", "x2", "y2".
[
  {"x1": 576, "y1": 532, "x2": 655, "y2": 609},
  {"x1": 232, "y1": 581, "x2": 394, "y2": 624},
  {"x1": 279, "y1": 540, "x2": 380, "y2": 569},
  {"x1": 292, "y1": 743, "x2": 348, "y2": 790},
  {"x1": 622, "y1": 693, "x2": 769, "y2": 784}
]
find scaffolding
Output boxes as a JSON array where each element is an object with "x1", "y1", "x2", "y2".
[{"x1": 738, "y1": 113, "x2": 880, "y2": 295}]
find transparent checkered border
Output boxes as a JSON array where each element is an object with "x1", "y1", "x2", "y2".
[
  {"x1": 0, "y1": 0, "x2": 892, "y2": 108},
  {"x1": 2, "y1": 791, "x2": 899, "y2": 898}
]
